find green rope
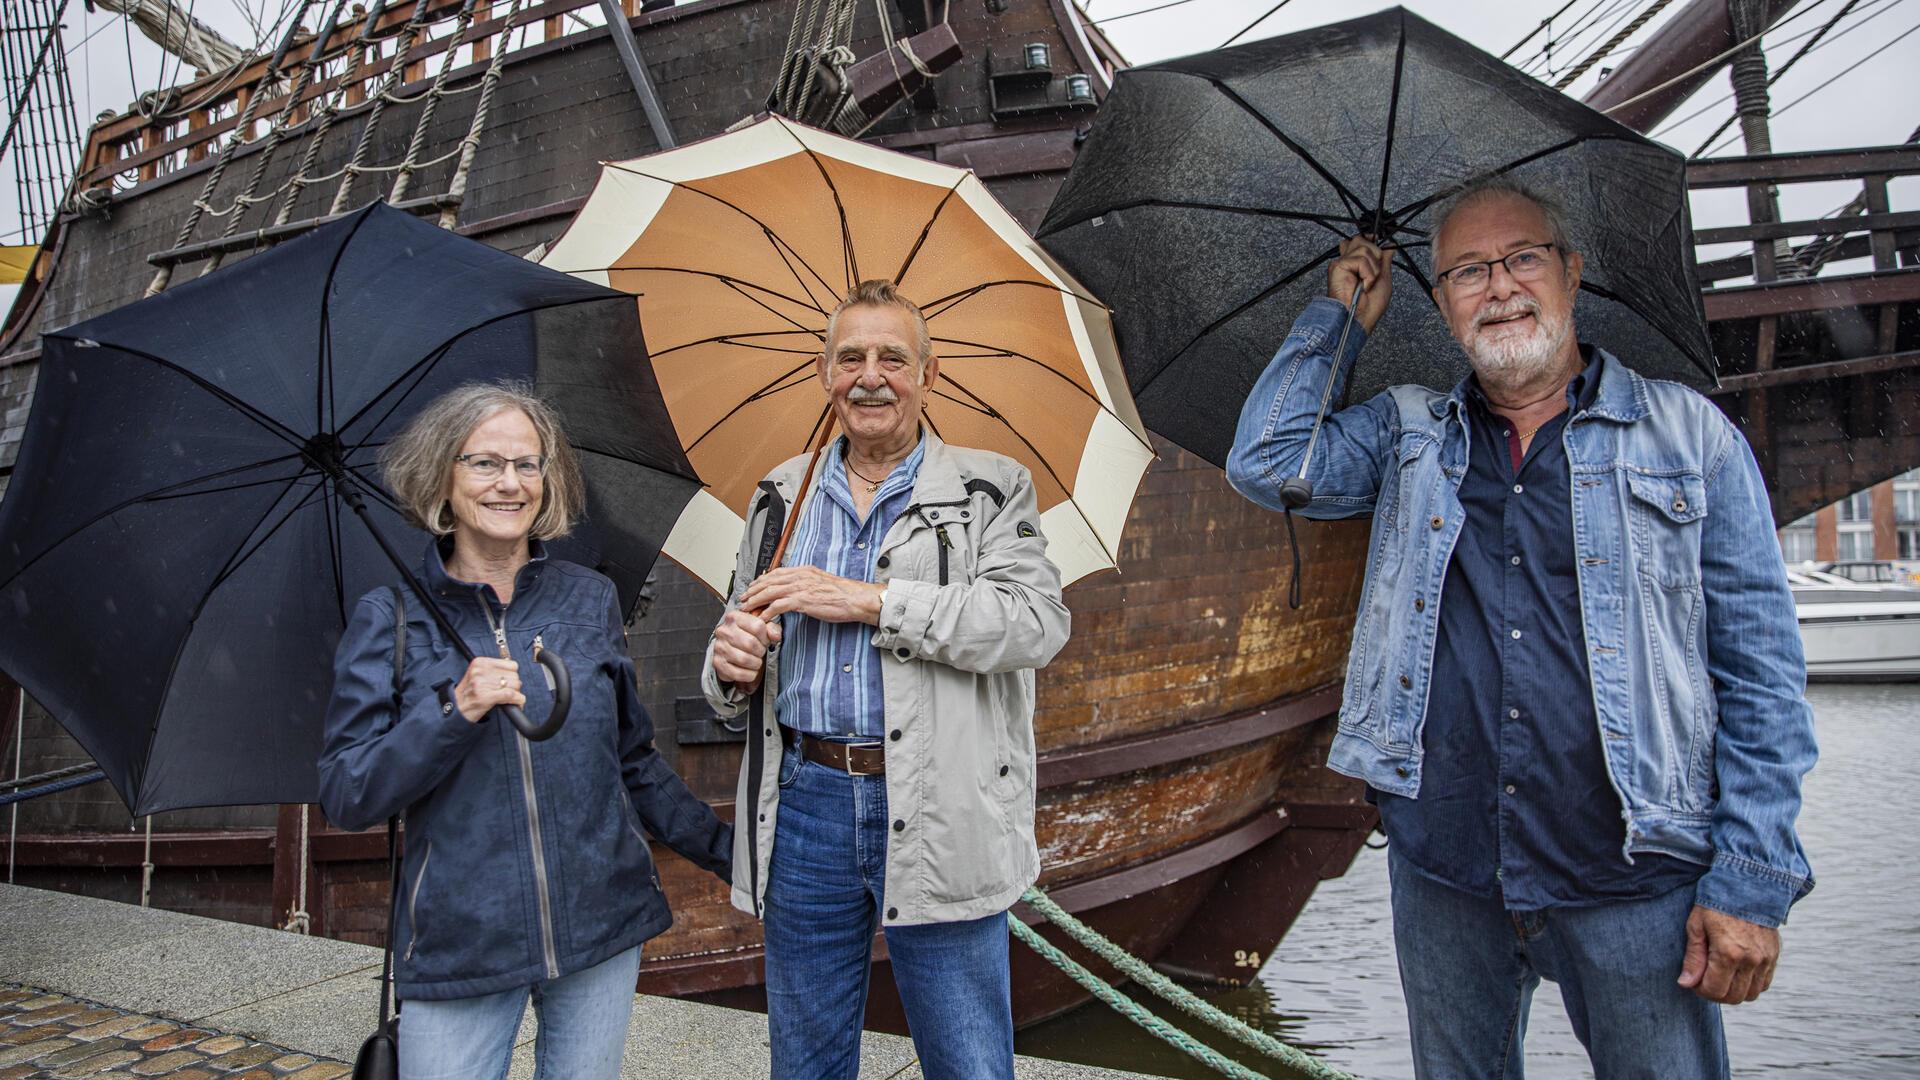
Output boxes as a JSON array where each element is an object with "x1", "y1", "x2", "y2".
[
  {"x1": 1007, "y1": 916, "x2": 1267, "y2": 1080},
  {"x1": 1014, "y1": 887, "x2": 1360, "y2": 1080}
]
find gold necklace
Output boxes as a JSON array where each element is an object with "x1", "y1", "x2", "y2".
[{"x1": 1514, "y1": 420, "x2": 1549, "y2": 443}]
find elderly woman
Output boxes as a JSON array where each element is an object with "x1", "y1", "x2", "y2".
[{"x1": 318, "y1": 381, "x2": 730, "y2": 1080}]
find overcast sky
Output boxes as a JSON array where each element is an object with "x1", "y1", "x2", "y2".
[{"x1": 3, "y1": 0, "x2": 1917, "y2": 314}]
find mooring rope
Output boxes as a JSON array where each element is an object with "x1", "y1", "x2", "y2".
[
  {"x1": 1011, "y1": 886, "x2": 1361, "y2": 1080},
  {"x1": 0, "y1": 768, "x2": 106, "y2": 807}
]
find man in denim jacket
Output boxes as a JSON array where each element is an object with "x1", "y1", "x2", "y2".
[{"x1": 1227, "y1": 177, "x2": 1815, "y2": 1079}]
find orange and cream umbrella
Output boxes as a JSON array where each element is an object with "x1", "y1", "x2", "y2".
[{"x1": 540, "y1": 115, "x2": 1151, "y2": 592}]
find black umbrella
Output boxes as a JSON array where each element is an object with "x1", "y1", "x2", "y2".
[
  {"x1": 0, "y1": 202, "x2": 700, "y2": 816},
  {"x1": 1037, "y1": 6, "x2": 1713, "y2": 468}
]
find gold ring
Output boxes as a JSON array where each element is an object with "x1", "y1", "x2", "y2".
[{"x1": 498, "y1": 676, "x2": 508, "y2": 689}]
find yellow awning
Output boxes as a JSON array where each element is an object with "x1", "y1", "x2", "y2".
[{"x1": 0, "y1": 245, "x2": 36, "y2": 285}]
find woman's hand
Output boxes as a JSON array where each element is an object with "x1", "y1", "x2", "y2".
[{"x1": 453, "y1": 656, "x2": 523, "y2": 722}]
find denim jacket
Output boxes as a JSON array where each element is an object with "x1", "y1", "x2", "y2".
[{"x1": 1227, "y1": 297, "x2": 1816, "y2": 927}]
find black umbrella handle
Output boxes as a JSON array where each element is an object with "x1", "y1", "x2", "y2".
[
  {"x1": 504, "y1": 649, "x2": 570, "y2": 741},
  {"x1": 1282, "y1": 279, "x2": 1368, "y2": 510}
]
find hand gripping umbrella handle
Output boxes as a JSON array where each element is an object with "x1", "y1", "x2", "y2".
[
  {"x1": 1280, "y1": 279, "x2": 1368, "y2": 510},
  {"x1": 500, "y1": 648, "x2": 570, "y2": 741}
]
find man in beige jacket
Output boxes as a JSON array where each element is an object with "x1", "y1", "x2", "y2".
[
  {"x1": 702, "y1": 278, "x2": 1075, "y2": 1076},
  {"x1": 702, "y1": 280, "x2": 1069, "y2": 1080}
]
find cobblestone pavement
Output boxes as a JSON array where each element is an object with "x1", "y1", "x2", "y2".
[{"x1": 0, "y1": 986, "x2": 350, "y2": 1080}]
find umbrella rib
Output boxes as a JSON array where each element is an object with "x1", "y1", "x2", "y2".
[
  {"x1": 0, "y1": 454, "x2": 309, "y2": 593},
  {"x1": 1372, "y1": 11, "x2": 1411, "y2": 236},
  {"x1": 204, "y1": 479, "x2": 332, "y2": 599},
  {"x1": 894, "y1": 178, "x2": 967, "y2": 286},
  {"x1": 600, "y1": 161, "x2": 843, "y2": 305},
  {"x1": 594, "y1": 267, "x2": 828, "y2": 316},
  {"x1": 1039, "y1": 198, "x2": 1368, "y2": 239},
  {"x1": 1392, "y1": 245, "x2": 1436, "y2": 297},
  {"x1": 797, "y1": 144, "x2": 859, "y2": 289},
  {"x1": 1203, "y1": 77, "x2": 1370, "y2": 220},
  {"x1": 930, "y1": 335, "x2": 1153, "y2": 453},
  {"x1": 1386, "y1": 134, "x2": 1595, "y2": 229},
  {"x1": 45, "y1": 336, "x2": 310, "y2": 449},
  {"x1": 336, "y1": 293, "x2": 632, "y2": 440},
  {"x1": 317, "y1": 203, "x2": 379, "y2": 437},
  {"x1": 682, "y1": 358, "x2": 820, "y2": 456},
  {"x1": 920, "y1": 278, "x2": 1109, "y2": 319},
  {"x1": 936, "y1": 371, "x2": 1118, "y2": 569},
  {"x1": 651, "y1": 329, "x2": 823, "y2": 359},
  {"x1": 136, "y1": 471, "x2": 327, "y2": 793},
  {"x1": 1575, "y1": 278, "x2": 1715, "y2": 382},
  {"x1": 1136, "y1": 246, "x2": 1341, "y2": 394}
]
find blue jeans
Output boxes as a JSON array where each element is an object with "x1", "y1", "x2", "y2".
[
  {"x1": 1388, "y1": 848, "x2": 1728, "y2": 1079},
  {"x1": 397, "y1": 944, "x2": 641, "y2": 1080},
  {"x1": 763, "y1": 754, "x2": 1015, "y2": 1080}
]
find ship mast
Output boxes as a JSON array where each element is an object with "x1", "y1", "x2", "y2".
[{"x1": 89, "y1": 0, "x2": 247, "y2": 78}]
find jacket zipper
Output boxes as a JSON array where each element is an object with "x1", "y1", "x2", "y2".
[
  {"x1": 482, "y1": 598, "x2": 560, "y2": 980},
  {"x1": 404, "y1": 840, "x2": 432, "y2": 961}
]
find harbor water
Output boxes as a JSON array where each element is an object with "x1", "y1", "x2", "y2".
[{"x1": 1017, "y1": 683, "x2": 1920, "y2": 1078}]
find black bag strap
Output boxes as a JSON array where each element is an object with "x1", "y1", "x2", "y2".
[{"x1": 379, "y1": 585, "x2": 408, "y2": 1024}]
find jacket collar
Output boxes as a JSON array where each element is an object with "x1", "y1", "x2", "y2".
[
  {"x1": 778, "y1": 425, "x2": 969, "y2": 509},
  {"x1": 422, "y1": 534, "x2": 548, "y2": 601},
  {"x1": 1430, "y1": 345, "x2": 1648, "y2": 425}
]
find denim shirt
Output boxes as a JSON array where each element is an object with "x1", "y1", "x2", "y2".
[
  {"x1": 1227, "y1": 297, "x2": 1817, "y2": 927},
  {"x1": 776, "y1": 435, "x2": 925, "y2": 738}
]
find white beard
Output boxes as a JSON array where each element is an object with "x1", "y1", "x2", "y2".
[{"x1": 1462, "y1": 296, "x2": 1575, "y2": 388}]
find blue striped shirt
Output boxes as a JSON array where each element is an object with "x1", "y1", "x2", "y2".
[{"x1": 775, "y1": 435, "x2": 925, "y2": 739}]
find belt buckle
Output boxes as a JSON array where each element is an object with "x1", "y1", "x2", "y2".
[{"x1": 842, "y1": 741, "x2": 884, "y2": 777}]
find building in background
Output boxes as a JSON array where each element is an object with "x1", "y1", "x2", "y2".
[{"x1": 1778, "y1": 469, "x2": 1920, "y2": 564}]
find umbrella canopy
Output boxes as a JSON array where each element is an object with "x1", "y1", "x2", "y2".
[
  {"x1": 1037, "y1": 6, "x2": 1713, "y2": 468},
  {"x1": 0, "y1": 202, "x2": 699, "y2": 815},
  {"x1": 538, "y1": 115, "x2": 1152, "y2": 592}
]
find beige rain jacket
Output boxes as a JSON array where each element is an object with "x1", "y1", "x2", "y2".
[{"x1": 702, "y1": 430, "x2": 1070, "y2": 925}]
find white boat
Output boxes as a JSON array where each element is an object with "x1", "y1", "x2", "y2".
[{"x1": 1788, "y1": 569, "x2": 1920, "y2": 682}]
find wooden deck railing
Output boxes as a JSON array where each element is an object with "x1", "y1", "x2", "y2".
[{"x1": 69, "y1": 0, "x2": 694, "y2": 199}]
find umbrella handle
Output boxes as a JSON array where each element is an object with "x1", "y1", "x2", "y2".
[{"x1": 500, "y1": 648, "x2": 570, "y2": 741}]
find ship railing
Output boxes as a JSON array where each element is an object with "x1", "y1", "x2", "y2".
[
  {"x1": 66, "y1": 0, "x2": 663, "y2": 200},
  {"x1": 1686, "y1": 143, "x2": 1920, "y2": 392}
]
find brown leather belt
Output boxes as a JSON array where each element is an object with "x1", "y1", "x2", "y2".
[{"x1": 791, "y1": 730, "x2": 886, "y2": 776}]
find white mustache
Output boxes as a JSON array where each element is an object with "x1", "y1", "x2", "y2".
[
  {"x1": 847, "y1": 386, "x2": 900, "y2": 404},
  {"x1": 1472, "y1": 296, "x2": 1541, "y2": 330}
]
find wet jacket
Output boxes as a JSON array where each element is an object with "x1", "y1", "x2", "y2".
[
  {"x1": 1226, "y1": 297, "x2": 1816, "y2": 927},
  {"x1": 319, "y1": 540, "x2": 732, "y2": 1000},
  {"x1": 702, "y1": 430, "x2": 1070, "y2": 925}
]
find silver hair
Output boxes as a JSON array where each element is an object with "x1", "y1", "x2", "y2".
[
  {"x1": 823, "y1": 279, "x2": 933, "y2": 367},
  {"x1": 381, "y1": 380, "x2": 585, "y2": 541},
  {"x1": 1431, "y1": 176, "x2": 1576, "y2": 268}
]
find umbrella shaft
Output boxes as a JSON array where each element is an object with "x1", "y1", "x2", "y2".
[{"x1": 1294, "y1": 281, "x2": 1366, "y2": 481}]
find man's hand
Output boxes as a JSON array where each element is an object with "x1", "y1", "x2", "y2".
[
  {"x1": 711, "y1": 608, "x2": 781, "y2": 693},
  {"x1": 740, "y1": 566, "x2": 884, "y2": 626},
  {"x1": 1678, "y1": 905, "x2": 1780, "y2": 1004},
  {"x1": 1329, "y1": 234, "x2": 1394, "y2": 334}
]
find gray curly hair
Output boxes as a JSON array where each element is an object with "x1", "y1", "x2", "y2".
[{"x1": 381, "y1": 380, "x2": 585, "y2": 541}]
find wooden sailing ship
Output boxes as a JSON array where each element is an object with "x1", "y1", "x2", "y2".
[{"x1": 0, "y1": 0, "x2": 1379, "y2": 1031}]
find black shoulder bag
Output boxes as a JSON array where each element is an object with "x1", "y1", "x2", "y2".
[{"x1": 352, "y1": 586, "x2": 408, "y2": 1080}]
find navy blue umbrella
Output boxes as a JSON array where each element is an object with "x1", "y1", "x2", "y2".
[{"x1": 0, "y1": 202, "x2": 699, "y2": 815}]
